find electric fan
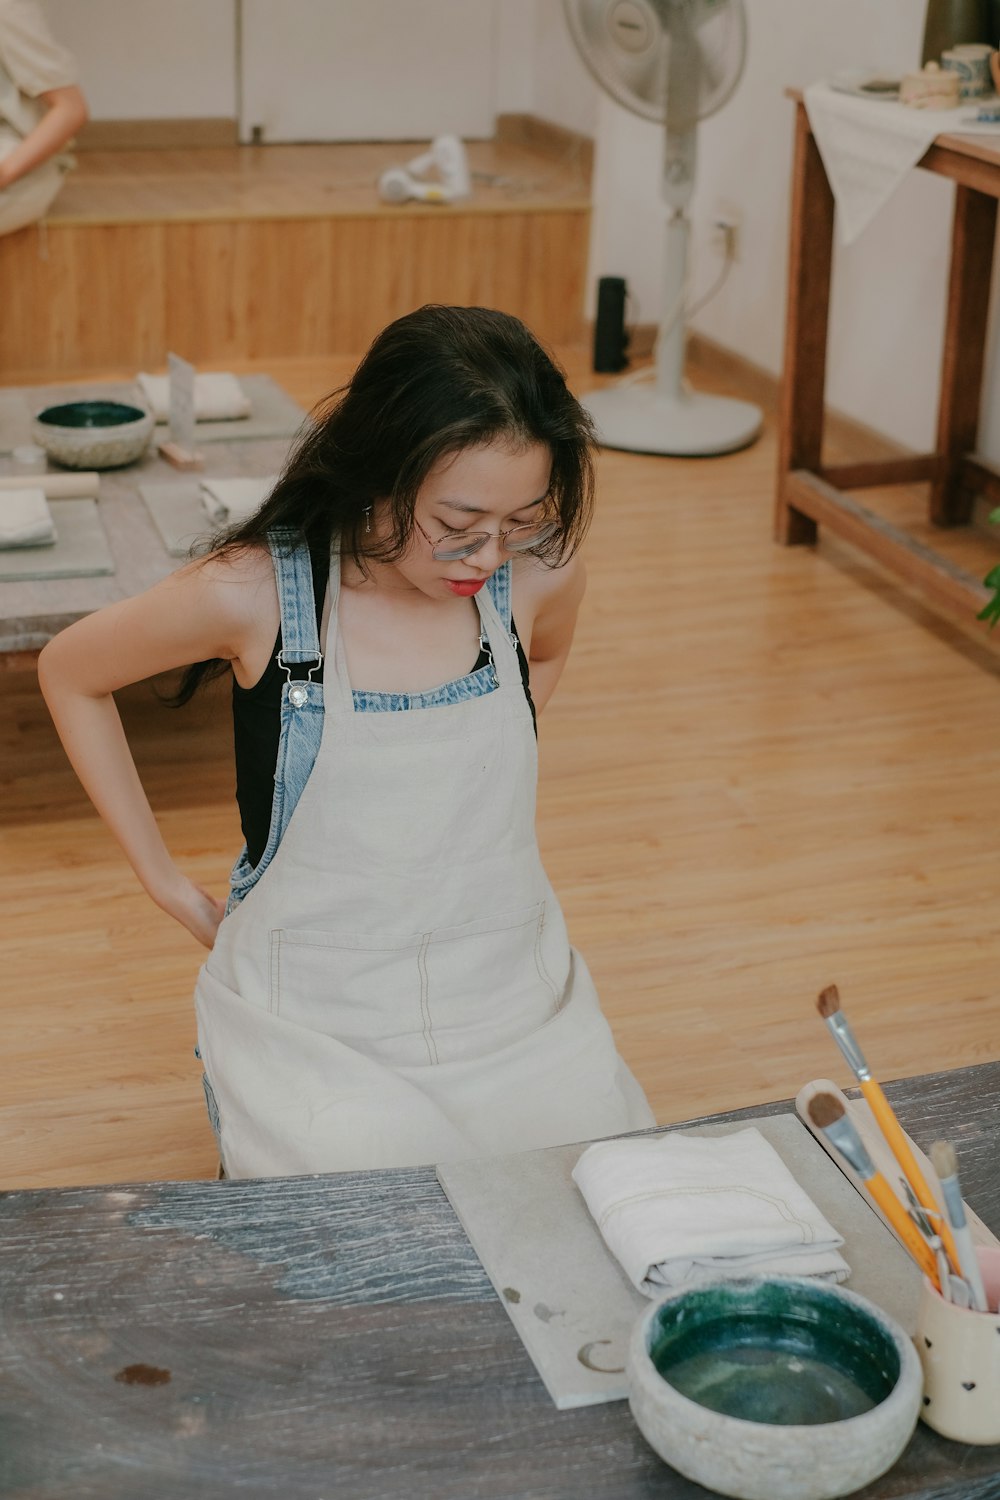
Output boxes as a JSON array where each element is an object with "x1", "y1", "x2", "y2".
[{"x1": 564, "y1": 0, "x2": 762, "y2": 455}]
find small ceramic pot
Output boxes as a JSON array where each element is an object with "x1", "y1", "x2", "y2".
[
  {"x1": 626, "y1": 1276, "x2": 922, "y2": 1500},
  {"x1": 916, "y1": 1245, "x2": 1000, "y2": 1444},
  {"x1": 941, "y1": 42, "x2": 995, "y2": 98},
  {"x1": 33, "y1": 400, "x2": 154, "y2": 470}
]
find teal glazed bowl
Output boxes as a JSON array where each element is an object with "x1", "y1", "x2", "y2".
[
  {"x1": 626, "y1": 1277, "x2": 922, "y2": 1500},
  {"x1": 34, "y1": 400, "x2": 154, "y2": 469}
]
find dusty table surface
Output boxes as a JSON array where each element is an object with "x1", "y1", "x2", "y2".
[
  {"x1": 0, "y1": 375, "x2": 305, "y2": 652},
  {"x1": 1, "y1": 1063, "x2": 998, "y2": 1500}
]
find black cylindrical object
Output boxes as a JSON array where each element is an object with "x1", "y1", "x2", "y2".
[
  {"x1": 593, "y1": 276, "x2": 629, "y2": 373},
  {"x1": 920, "y1": 0, "x2": 990, "y2": 62}
]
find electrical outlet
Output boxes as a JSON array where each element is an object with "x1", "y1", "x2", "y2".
[{"x1": 710, "y1": 201, "x2": 742, "y2": 262}]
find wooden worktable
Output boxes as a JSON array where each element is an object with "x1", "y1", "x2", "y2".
[
  {"x1": 0, "y1": 376, "x2": 304, "y2": 655},
  {"x1": 775, "y1": 94, "x2": 1000, "y2": 637},
  {"x1": 1, "y1": 1063, "x2": 998, "y2": 1499}
]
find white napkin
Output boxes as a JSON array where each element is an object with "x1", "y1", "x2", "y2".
[
  {"x1": 804, "y1": 81, "x2": 1000, "y2": 245},
  {"x1": 572, "y1": 1127, "x2": 850, "y2": 1298},
  {"x1": 136, "y1": 372, "x2": 252, "y2": 423},
  {"x1": 0, "y1": 487, "x2": 56, "y2": 548},
  {"x1": 199, "y1": 475, "x2": 279, "y2": 526}
]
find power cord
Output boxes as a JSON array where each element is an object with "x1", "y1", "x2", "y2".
[{"x1": 614, "y1": 215, "x2": 737, "y2": 386}]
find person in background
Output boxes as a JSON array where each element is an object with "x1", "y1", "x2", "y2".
[{"x1": 0, "y1": 0, "x2": 86, "y2": 237}]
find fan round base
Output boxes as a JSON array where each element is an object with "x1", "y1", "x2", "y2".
[{"x1": 581, "y1": 385, "x2": 762, "y2": 457}]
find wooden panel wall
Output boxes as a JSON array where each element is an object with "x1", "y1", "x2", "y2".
[{"x1": 0, "y1": 209, "x2": 589, "y2": 377}]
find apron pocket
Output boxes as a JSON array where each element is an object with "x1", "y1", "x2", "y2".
[{"x1": 269, "y1": 900, "x2": 568, "y2": 1067}]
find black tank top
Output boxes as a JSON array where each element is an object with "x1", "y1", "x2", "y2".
[{"x1": 233, "y1": 555, "x2": 535, "y2": 866}]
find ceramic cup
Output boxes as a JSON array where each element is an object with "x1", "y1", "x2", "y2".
[
  {"x1": 915, "y1": 1245, "x2": 1000, "y2": 1444},
  {"x1": 941, "y1": 43, "x2": 995, "y2": 98}
]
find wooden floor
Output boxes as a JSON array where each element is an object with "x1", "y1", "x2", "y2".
[{"x1": 2, "y1": 347, "x2": 1000, "y2": 1189}]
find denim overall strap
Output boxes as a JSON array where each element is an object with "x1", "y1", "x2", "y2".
[
  {"x1": 267, "y1": 528, "x2": 321, "y2": 664},
  {"x1": 225, "y1": 531, "x2": 326, "y2": 914},
  {"x1": 485, "y1": 561, "x2": 512, "y2": 634}
]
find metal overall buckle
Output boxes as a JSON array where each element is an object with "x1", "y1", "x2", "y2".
[{"x1": 277, "y1": 651, "x2": 323, "y2": 708}]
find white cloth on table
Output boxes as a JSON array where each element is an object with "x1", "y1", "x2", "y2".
[
  {"x1": 0, "y1": 484, "x2": 55, "y2": 546},
  {"x1": 200, "y1": 475, "x2": 279, "y2": 526},
  {"x1": 804, "y1": 81, "x2": 1000, "y2": 245},
  {"x1": 136, "y1": 372, "x2": 252, "y2": 424},
  {"x1": 572, "y1": 1126, "x2": 850, "y2": 1297}
]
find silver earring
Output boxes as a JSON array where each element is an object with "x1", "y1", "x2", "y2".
[{"x1": 363, "y1": 506, "x2": 372, "y2": 534}]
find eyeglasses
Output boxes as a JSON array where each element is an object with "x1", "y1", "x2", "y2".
[{"x1": 414, "y1": 515, "x2": 561, "y2": 562}]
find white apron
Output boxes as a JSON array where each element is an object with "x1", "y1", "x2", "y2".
[{"x1": 196, "y1": 551, "x2": 653, "y2": 1177}]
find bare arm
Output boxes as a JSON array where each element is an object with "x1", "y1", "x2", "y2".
[
  {"x1": 519, "y1": 553, "x2": 586, "y2": 715},
  {"x1": 0, "y1": 84, "x2": 87, "y2": 190},
  {"x1": 37, "y1": 550, "x2": 273, "y2": 947}
]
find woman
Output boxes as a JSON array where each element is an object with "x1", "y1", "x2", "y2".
[
  {"x1": 39, "y1": 305, "x2": 654, "y2": 1177},
  {"x1": 0, "y1": 0, "x2": 87, "y2": 237}
]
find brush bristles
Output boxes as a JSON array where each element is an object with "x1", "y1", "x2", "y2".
[
  {"x1": 807, "y1": 1091, "x2": 846, "y2": 1130},
  {"x1": 816, "y1": 985, "x2": 841, "y2": 1019},
  {"x1": 930, "y1": 1139, "x2": 958, "y2": 1181}
]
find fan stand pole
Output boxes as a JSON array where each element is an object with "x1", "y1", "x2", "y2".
[
  {"x1": 655, "y1": 208, "x2": 688, "y2": 400},
  {"x1": 580, "y1": 198, "x2": 764, "y2": 459}
]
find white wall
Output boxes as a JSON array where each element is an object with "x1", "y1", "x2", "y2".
[
  {"x1": 532, "y1": 0, "x2": 599, "y2": 137},
  {"x1": 494, "y1": 0, "x2": 537, "y2": 116},
  {"x1": 239, "y1": 0, "x2": 496, "y2": 142},
  {"x1": 49, "y1": 0, "x2": 540, "y2": 140},
  {"x1": 584, "y1": 0, "x2": 1000, "y2": 461},
  {"x1": 44, "y1": 0, "x2": 237, "y2": 120}
]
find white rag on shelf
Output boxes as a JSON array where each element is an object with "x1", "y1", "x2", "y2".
[
  {"x1": 136, "y1": 372, "x2": 253, "y2": 424},
  {"x1": 804, "y1": 80, "x2": 1000, "y2": 245},
  {"x1": 0, "y1": 487, "x2": 56, "y2": 549},
  {"x1": 200, "y1": 475, "x2": 279, "y2": 526},
  {"x1": 572, "y1": 1126, "x2": 850, "y2": 1297}
]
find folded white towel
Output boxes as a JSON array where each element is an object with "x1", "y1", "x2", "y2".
[
  {"x1": 572, "y1": 1127, "x2": 850, "y2": 1297},
  {"x1": 804, "y1": 81, "x2": 1000, "y2": 245},
  {"x1": 0, "y1": 487, "x2": 56, "y2": 549},
  {"x1": 136, "y1": 372, "x2": 252, "y2": 424},
  {"x1": 200, "y1": 475, "x2": 279, "y2": 526}
]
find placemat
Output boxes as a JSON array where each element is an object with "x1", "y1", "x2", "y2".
[
  {"x1": 138, "y1": 480, "x2": 213, "y2": 558},
  {"x1": 437, "y1": 1111, "x2": 920, "y2": 1411},
  {"x1": 152, "y1": 374, "x2": 308, "y2": 444},
  {"x1": 0, "y1": 499, "x2": 114, "y2": 580},
  {"x1": 0, "y1": 392, "x2": 33, "y2": 454}
]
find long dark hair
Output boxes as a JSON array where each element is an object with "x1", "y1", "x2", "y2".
[{"x1": 172, "y1": 304, "x2": 596, "y2": 702}]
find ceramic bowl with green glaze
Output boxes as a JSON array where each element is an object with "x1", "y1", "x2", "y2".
[
  {"x1": 626, "y1": 1276, "x2": 922, "y2": 1500},
  {"x1": 34, "y1": 400, "x2": 154, "y2": 470}
]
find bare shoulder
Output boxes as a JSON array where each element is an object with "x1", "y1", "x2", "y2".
[
  {"x1": 190, "y1": 542, "x2": 278, "y2": 628},
  {"x1": 512, "y1": 552, "x2": 581, "y2": 645},
  {"x1": 158, "y1": 542, "x2": 280, "y2": 682}
]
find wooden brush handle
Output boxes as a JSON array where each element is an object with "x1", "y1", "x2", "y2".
[
  {"x1": 859, "y1": 1078, "x2": 964, "y2": 1276},
  {"x1": 864, "y1": 1169, "x2": 940, "y2": 1285}
]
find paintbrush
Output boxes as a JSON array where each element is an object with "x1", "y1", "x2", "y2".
[
  {"x1": 930, "y1": 1140, "x2": 989, "y2": 1312},
  {"x1": 816, "y1": 985, "x2": 963, "y2": 1279},
  {"x1": 807, "y1": 1091, "x2": 941, "y2": 1287}
]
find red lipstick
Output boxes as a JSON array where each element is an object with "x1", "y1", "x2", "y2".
[{"x1": 445, "y1": 579, "x2": 485, "y2": 596}]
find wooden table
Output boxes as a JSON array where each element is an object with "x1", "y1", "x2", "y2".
[
  {"x1": 2, "y1": 1063, "x2": 998, "y2": 1499},
  {"x1": 0, "y1": 377, "x2": 303, "y2": 657},
  {"x1": 775, "y1": 96, "x2": 1000, "y2": 633}
]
